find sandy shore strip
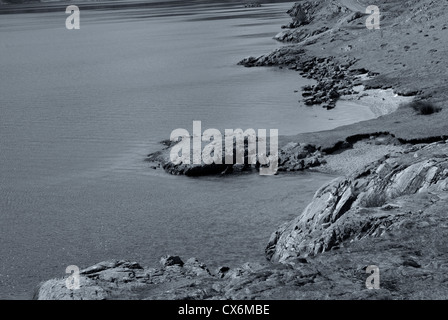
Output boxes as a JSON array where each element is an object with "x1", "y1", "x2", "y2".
[
  {"x1": 310, "y1": 85, "x2": 414, "y2": 175},
  {"x1": 305, "y1": 74, "x2": 415, "y2": 176},
  {"x1": 339, "y1": 84, "x2": 415, "y2": 118}
]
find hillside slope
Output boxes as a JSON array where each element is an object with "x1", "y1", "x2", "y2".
[{"x1": 241, "y1": 0, "x2": 448, "y2": 147}]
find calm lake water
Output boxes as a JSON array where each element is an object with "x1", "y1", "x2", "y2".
[{"x1": 0, "y1": 1, "x2": 375, "y2": 299}]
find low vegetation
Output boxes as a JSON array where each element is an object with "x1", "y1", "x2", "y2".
[{"x1": 408, "y1": 101, "x2": 441, "y2": 115}]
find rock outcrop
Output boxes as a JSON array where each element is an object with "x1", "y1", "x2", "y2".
[
  {"x1": 146, "y1": 139, "x2": 324, "y2": 176},
  {"x1": 238, "y1": 47, "x2": 366, "y2": 109},
  {"x1": 36, "y1": 256, "x2": 213, "y2": 300},
  {"x1": 267, "y1": 141, "x2": 448, "y2": 263},
  {"x1": 277, "y1": 142, "x2": 324, "y2": 172},
  {"x1": 282, "y1": 1, "x2": 319, "y2": 28}
]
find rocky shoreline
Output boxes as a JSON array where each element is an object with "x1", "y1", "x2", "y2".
[
  {"x1": 146, "y1": 0, "x2": 448, "y2": 178},
  {"x1": 239, "y1": 50, "x2": 366, "y2": 110},
  {"x1": 35, "y1": 0, "x2": 448, "y2": 299},
  {"x1": 36, "y1": 140, "x2": 448, "y2": 300}
]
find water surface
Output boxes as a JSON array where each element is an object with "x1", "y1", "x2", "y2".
[{"x1": 0, "y1": 1, "x2": 373, "y2": 299}]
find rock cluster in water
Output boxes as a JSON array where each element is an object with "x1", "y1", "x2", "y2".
[
  {"x1": 146, "y1": 139, "x2": 326, "y2": 176},
  {"x1": 239, "y1": 48, "x2": 377, "y2": 110}
]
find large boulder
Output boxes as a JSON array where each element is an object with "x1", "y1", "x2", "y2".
[{"x1": 35, "y1": 258, "x2": 213, "y2": 300}]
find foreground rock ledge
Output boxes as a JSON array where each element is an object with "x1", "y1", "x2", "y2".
[
  {"x1": 36, "y1": 142, "x2": 448, "y2": 300},
  {"x1": 267, "y1": 141, "x2": 448, "y2": 263}
]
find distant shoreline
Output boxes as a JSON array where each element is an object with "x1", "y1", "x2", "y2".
[{"x1": 0, "y1": 0, "x2": 292, "y2": 14}]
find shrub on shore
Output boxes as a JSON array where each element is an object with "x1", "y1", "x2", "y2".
[{"x1": 408, "y1": 101, "x2": 441, "y2": 115}]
